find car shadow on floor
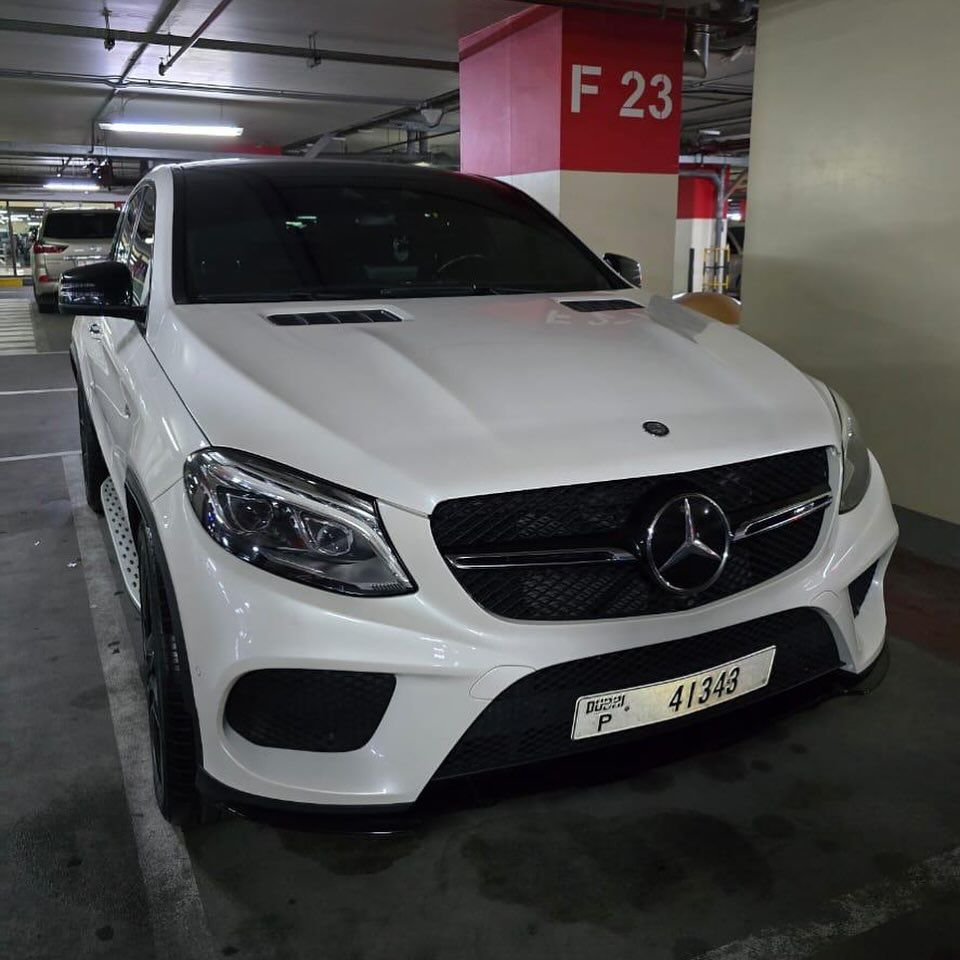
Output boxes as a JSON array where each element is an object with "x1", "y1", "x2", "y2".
[{"x1": 179, "y1": 627, "x2": 960, "y2": 960}]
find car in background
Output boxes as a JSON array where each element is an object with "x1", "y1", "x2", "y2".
[{"x1": 31, "y1": 208, "x2": 120, "y2": 312}]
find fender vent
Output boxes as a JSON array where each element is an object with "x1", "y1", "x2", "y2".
[
  {"x1": 559, "y1": 299, "x2": 641, "y2": 312},
  {"x1": 268, "y1": 309, "x2": 403, "y2": 326}
]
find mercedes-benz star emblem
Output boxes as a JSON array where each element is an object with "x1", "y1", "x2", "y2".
[{"x1": 645, "y1": 494, "x2": 730, "y2": 594}]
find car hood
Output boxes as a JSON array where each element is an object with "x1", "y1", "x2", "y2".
[{"x1": 151, "y1": 293, "x2": 839, "y2": 515}]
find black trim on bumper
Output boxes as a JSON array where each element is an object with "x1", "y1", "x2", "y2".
[
  {"x1": 435, "y1": 608, "x2": 843, "y2": 780},
  {"x1": 196, "y1": 769, "x2": 414, "y2": 824},
  {"x1": 841, "y1": 637, "x2": 890, "y2": 695}
]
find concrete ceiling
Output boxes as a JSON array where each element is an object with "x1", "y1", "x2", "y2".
[
  {"x1": 0, "y1": 0, "x2": 511, "y2": 145},
  {"x1": 0, "y1": 0, "x2": 755, "y2": 187}
]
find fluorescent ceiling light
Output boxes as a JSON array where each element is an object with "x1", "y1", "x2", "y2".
[
  {"x1": 99, "y1": 121, "x2": 244, "y2": 137},
  {"x1": 44, "y1": 180, "x2": 101, "y2": 191},
  {"x1": 700, "y1": 128, "x2": 722, "y2": 136}
]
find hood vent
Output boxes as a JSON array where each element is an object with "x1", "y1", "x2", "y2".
[
  {"x1": 560, "y1": 299, "x2": 641, "y2": 313},
  {"x1": 268, "y1": 309, "x2": 403, "y2": 326}
]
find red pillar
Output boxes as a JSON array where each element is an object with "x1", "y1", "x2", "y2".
[{"x1": 460, "y1": 7, "x2": 684, "y2": 293}]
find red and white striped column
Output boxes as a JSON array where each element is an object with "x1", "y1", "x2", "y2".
[
  {"x1": 673, "y1": 169, "x2": 729, "y2": 294},
  {"x1": 459, "y1": 7, "x2": 684, "y2": 295}
]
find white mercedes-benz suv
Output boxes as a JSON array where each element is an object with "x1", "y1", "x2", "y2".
[{"x1": 64, "y1": 160, "x2": 897, "y2": 823}]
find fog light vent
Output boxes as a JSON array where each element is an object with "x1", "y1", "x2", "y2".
[{"x1": 225, "y1": 669, "x2": 396, "y2": 752}]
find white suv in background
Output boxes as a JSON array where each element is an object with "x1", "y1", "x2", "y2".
[
  {"x1": 31, "y1": 207, "x2": 119, "y2": 312},
  {"x1": 63, "y1": 160, "x2": 897, "y2": 823}
]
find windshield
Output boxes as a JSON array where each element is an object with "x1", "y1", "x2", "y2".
[
  {"x1": 178, "y1": 167, "x2": 624, "y2": 303},
  {"x1": 42, "y1": 210, "x2": 119, "y2": 241}
]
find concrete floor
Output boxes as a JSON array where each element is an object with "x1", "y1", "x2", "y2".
[{"x1": 1, "y1": 287, "x2": 959, "y2": 960}]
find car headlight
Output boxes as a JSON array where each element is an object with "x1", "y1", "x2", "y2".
[
  {"x1": 183, "y1": 448, "x2": 415, "y2": 596},
  {"x1": 830, "y1": 391, "x2": 872, "y2": 513}
]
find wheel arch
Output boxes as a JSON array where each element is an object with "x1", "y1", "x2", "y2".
[{"x1": 124, "y1": 467, "x2": 205, "y2": 770}]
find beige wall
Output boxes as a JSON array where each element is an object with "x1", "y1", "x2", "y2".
[
  {"x1": 741, "y1": 0, "x2": 960, "y2": 524},
  {"x1": 505, "y1": 170, "x2": 679, "y2": 296}
]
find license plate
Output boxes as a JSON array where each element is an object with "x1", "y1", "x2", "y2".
[{"x1": 571, "y1": 646, "x2": 777, "y2": 740}]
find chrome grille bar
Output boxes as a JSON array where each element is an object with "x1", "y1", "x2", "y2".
[
  {"x1": 447, "y1": 547, "x2": 637, "y2": 571},
  {"x1": 443, "y1": 489, "x2": 833, "y2": 570},
  {"x1": 731, "y1": 490, "x2": 833, "y2": 542}
]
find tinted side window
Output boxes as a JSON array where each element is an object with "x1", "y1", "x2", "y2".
[
  {"x1": 129, "y1": 186, "x2": 156, "y2": 306},
  {"x1": 113, "y1": 189, "x2": 144, "y2": 266}
]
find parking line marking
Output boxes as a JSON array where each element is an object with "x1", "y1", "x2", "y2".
[
  {"x1": 0, "y1": 305, "x2": 37, "y2": 353},
  {"x1": 0, "y1": 348, "x2": 70, "y2": 355},
  {"x1": 0, "y1": 449, "x2": 81, "y2": 463},
  {"x1": 695, "y1": 846, "x2": 960, "y2": 960},
  {"x1": 0, "y1": 387, "x2": 77, "y2": 396},
  {"x1": 62, "y1": 454, "x2": 218, "y2": 960}
]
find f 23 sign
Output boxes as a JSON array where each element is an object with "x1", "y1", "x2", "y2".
[{"x1": 561, "y1": 13, "x2": 683, "y2": 175}]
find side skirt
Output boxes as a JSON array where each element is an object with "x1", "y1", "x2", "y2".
[{"x1": 101, "y1": 477, "x2": 141, "y2": 610}]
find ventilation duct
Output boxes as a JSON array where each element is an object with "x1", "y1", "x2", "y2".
[{"x1": 684, "y1": 24, "x2": 710, "y2": 79}]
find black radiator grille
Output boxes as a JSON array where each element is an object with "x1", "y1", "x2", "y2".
[
  {"x1": 225, "y1": 669, "x2": 396, "y2": 752},
  {"x1": 431, "y1": 447, "x2": 830, "y2": 621},
  {"x1": 435, "y1": 608, "x2": 841, "y2": 778}
]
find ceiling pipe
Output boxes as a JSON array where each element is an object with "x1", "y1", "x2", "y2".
[
  {"x1": 159, "y1": 0, "x2": 234, "y2": 75},
  {"x1": 356, "y1": 125, "x2": 459, "y2": 156},
  {"x1": 90, "y1": 0, "x2": 183, "y2": 139},
  {"x1": 284, "y1": 88, "x2": 460, "y2": 153},
  {"x1": 0, "y1": 17, "x2": 458, "y2": 72},
  {"x1": 679, "y1": 168, "x2": 725, "y2": 256},
  {"x1": 680, "y1": 154, "x2": 749, "y2": 168},
  {"x1": 683, "y1": 24, "x2": 710, "y2": 79},
  {"x1": 0, "y1": 67, "x2": 421, "y2": 109},
  {"x1": 0, "y1": 140, "x2": 284, "y2": 163}
]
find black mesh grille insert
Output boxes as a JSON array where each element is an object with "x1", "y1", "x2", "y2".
[
  {"x1": 432, "y1": 448, "x2": 830, "y2": 620},
  {"x1": 268, "y1": 309, "x2": 402, "y2": 326},
  {"x1": 560, "y1": 299, "x2": 642, "y2": 312},
  {"x1": 225, "y1": 669, "x2": 396, "y2": 752},
  {"x1": 436, "y1": 608, "x2": 840, "y2": 778},
  {"x1": 848, "y1": 561, "x2": 878, "y2": 616}
]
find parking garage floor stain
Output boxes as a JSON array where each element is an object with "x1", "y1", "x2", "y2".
[{"x1": 2, "y1": 290, "x2": 959, "y2": 960}]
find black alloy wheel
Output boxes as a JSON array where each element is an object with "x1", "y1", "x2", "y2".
[{"x1": 137, "y1": 523, "x2": 214, "y2": 825}]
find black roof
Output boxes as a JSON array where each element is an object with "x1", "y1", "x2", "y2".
[{"x1": 174, "y1": 157, "x2": 478, "y2": 188}]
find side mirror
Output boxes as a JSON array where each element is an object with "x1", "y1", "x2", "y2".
[
  {"x1": 59, "y1": 261, "x2": 145, "y2": 323},
  {"x1": 603, "y1": 252, "x2": 643, "y2": 288}
]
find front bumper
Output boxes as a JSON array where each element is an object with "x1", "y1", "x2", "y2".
[{"x1": 153, "y1": 452, "x2": 897, "y2": 808}]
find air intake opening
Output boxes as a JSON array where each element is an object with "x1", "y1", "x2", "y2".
[
  {"x1": 559, "y1": 299, "x2": 642, "y2": 313},
  {"x1": 848, "y1": 561, "x2": 878, "y2": 616},
  {"x1": 268, "y1": 309, "x2": 403, "y2": 326}
]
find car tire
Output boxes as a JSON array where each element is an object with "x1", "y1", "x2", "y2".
[
  {"x1": 35, "y1": 292, "x2": 57, "y2": 314},
  {"x1": 77, "y1": 387, "x2": 108, "y2": 514},
  {"x1": 137, "y1": 524, "x2": 217, "y2": 826}
]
